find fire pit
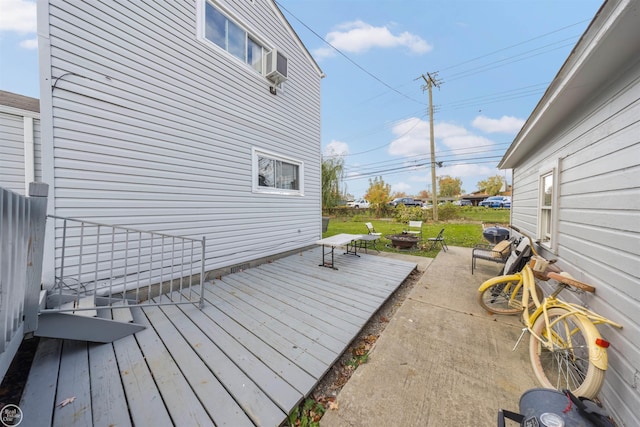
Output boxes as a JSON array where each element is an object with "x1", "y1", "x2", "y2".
[{"x1": 387, "y1": 233, "x2": 420, "y2": 249}]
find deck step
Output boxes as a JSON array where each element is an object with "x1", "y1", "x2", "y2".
[{"x1": 35, "y1": 312, "x2": 145, "y2": 343}]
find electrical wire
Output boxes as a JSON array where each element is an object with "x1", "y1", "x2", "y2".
[{"x1": 275, "y1": 0, "x2": 425, "y2": 106}]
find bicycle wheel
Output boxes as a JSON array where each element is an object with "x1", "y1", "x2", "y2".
[
  {"x1": 478, "y1": 278, "x2": 543, "y2": 315},
  {"x1": 529, "y1": 307, "x2": 605, "y2": 398}
]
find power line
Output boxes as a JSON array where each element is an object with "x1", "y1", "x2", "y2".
[
  {"x1": 438, "y1": 19, "x2": 591, "y2": 72},
  {"x1": 444, "y1": 38, "x2": 578, "y2": 83},
  {"x1": 274, "y1": 0, "x2": 425, "y2": 106}
]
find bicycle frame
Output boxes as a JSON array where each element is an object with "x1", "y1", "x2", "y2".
[
  {"x1": 478, "y1": 225, "x2": 623, "y2": 397},
  {"x1": 479, "y1": 264, "x2": 621, "y2": 371}
]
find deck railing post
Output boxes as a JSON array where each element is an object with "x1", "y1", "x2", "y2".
[
  {"x1": 199, "y1": 236, "x2": 206, "y2": 309},
  {"x1": 24, "y1": 183, "x2": 49, "y2": 333}
]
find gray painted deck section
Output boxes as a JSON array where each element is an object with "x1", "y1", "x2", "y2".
[{"x1": 20, "y1": 247, "x2": 416, "y2": 426}]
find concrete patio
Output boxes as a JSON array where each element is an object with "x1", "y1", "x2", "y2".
[{"x1": 320, "y1": 246, "x2": 540, "y2": 426}]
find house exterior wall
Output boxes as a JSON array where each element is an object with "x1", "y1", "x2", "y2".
[
  {"x1": 37, "y1": 0, "x2": 322, "y2": 282},
  {"x1": 0, "y1": 103, "x2": 41, "y2": 195},
  {"x1": 510, "y1": 58, "x2": 640, "y2": 425}
]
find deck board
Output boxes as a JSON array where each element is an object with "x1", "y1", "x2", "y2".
[
  {"x1": 198, "y1": 284, "x2": 333, "y2": 374},
  {"x1": 53, "y1": 340, "x2": 91, "y2": 427},
  {"x1": 88, "y1": 342, "x2": 131, "y2": 427},
  {"x1": 111, "y1": 312, "x2": 173, "y2": 427},
  {"x1": 143, "y1": 304, "x2": 255, "y2": 427},
  {"x1": 21, "y1": 247, "x2": 416, "y2": 426},
  {"x1": 19, "y1": 338, "x2": 61, "y2": 427},
  {"x1": 158, "y1": 302, "x2": 287, "y2": 427}
]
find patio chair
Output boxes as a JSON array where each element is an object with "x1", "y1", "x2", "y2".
[
  {"x1": 365, "y1": 222, "x2": 381, "y2": 236},
  {"x1": 405, "y1": 221, "x2": 423, "y2": 239},
  {"x1": 426, "y1": 228, "x2": 448, "y2": 252},
  {"x1": 471, "y1": 238, "x2": 513, "y2": 274},
  {"x1": 362, "y1": 222, "x2": 382, "y2": 252}
]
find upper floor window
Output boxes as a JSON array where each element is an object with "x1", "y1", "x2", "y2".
[
  {"x1": 203, "y1": 1, "x2": 264, "y2": 74},
  {"x1": 253, "y1": 148, "x2": 303, "y2": 195}
]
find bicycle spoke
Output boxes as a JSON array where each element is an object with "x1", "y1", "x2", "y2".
[{"x1": 530, "y1": 308, "x2": 604, "y2": 397}]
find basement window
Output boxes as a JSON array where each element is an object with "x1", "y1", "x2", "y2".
[{"x1": 252, "y1": 149, "x2": 304, "y2": 195}]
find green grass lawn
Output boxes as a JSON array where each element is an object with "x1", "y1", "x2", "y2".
[{"x1": 322, "y1": 208, "x2": 510, "y2": 258}]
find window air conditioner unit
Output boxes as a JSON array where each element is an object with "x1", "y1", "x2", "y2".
[{"x1": 265, "y1": 49, "x2": 288, "y2": 84}]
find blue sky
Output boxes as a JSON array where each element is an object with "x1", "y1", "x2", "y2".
[{"x1": 1, "y1": 0, "x2": 603, "y2": 199}]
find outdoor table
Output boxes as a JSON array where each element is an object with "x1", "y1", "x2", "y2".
[{"x1": 316, "y1": 233, "x2": 364, "y2": 269}]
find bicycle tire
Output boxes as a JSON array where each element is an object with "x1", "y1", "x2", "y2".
[
  {"x1": 477, "y1": 278, "x2": 543, "y2": 315},
  {"x1": 529, "y1": 307, "x2": 605, "y2": 398}
]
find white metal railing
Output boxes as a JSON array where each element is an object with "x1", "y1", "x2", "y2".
[
  {"x1": 44, "y1": 215, "x2": 205, "y2": 312},
  {"x1": 0, "y1": 184, "x2": 48, "y2": 380}
]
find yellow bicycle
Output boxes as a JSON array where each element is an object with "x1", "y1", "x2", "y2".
[{"x1": 477, "y1": 227, "x2": 622, "y2": 399}]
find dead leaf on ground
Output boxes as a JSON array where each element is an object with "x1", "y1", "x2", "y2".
[{"x1": 58, "y1": 396, "x2": 76, "y2": 407}]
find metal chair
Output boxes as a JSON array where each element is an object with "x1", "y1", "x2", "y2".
[
  {"x1": 426, "y1": 228, "x2": 448, "y2": 252},
  {"x1": 471, "y1": 238, "x2": 513, "y2": 274}
]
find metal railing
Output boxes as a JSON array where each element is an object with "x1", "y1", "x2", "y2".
[
  {"x1": 44, "y1": 215, "x2": 205, "y2": 312},
  {"x1": 0, "y1": 184, "x2": 48, "y2": 380}
]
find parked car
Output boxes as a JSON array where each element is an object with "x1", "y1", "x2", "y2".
[
  {"x1": 346, "y1": 198, "x2": 370, "y2": 209},
  {"x1": 454, "y1": 200, "x2": 472, "y2": 206},
  {"x1": 479, "y1": 196, "x2": 511, "y2": 208},
  {"x1": 388, "y1": 197, "x2": 422, "y2": 208}
]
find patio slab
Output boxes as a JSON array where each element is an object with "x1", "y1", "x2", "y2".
[{"x1": 320, "y1": 246, "x2": 539, "y2": 426}]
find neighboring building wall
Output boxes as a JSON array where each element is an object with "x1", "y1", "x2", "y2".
[
  {"x1": 0, "y1": 91, "x2": 41, "y2": 195},
  {"x1": 37, "y1": 1, "x2": 323, "y2": 281},
  {"x1": 511, "y1": 58, "x2": 640, "y2": 425}
]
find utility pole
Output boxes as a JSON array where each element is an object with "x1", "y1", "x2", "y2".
[{"x1": 418, "y1": 72, "x2": 441, "y2": 221}]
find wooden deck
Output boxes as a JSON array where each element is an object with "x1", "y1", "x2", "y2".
[{"x1": 19, "y1": 247, "x2": 416, "y2": 426}]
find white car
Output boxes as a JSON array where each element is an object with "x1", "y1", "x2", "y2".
[{"x1": 347, "y1": 198, "x2": 370, "y2": 208}]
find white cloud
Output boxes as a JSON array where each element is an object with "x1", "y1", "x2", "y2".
[
  {"x1": 0, "y1": 0, "x2": 37, "y2": 33},
  {"x1": 435, "y1": 122, "x2": 495, "y2": 151},
  {"x1": 314, "y1": 20, "x2": 432, "y2": 59},
  {"x1": 472, "y1": 115, "x2": 525, "y2": 134},
  {"x1": 388, "y1": 117, "x2": 430, "y2": 157},
  {"x1": 19, "y1": 37, "x2": 38, "y2": 49},
  {"x1": 323, "y1": 140, "x2": 349, "y2": 158},
  {"x1": 392, "y1": 182, "x2": 411, "y2": 193},
  {"x1": 439, "y1": 163, "x2": 494, "y2": 178}
]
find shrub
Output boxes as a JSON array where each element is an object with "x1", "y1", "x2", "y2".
[
  {"x1": 436, "y1": 203, "x2": 460, "y2": 221},
  {"x1": 393, "y1": 205, "x2": 426, "y2": 223}
]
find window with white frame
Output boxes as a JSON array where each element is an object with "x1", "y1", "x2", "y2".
[
  {"x1": 253, "y1": 149, "x2": 303, "y2": 195},
  {"x1": 202, "y1": 1, "x2": 264, "y2": 74},
  {"x1": 539, "y1": 171, "x2": 554, "y2": 244}
]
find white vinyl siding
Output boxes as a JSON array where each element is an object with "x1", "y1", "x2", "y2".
[
  {"x1": 0, "y1": 110, "x2": 41, "y2": 195},
  {"x1": 510, "y1": 59, "x2": 640, "y2": 424},
  {"x1": 0, "y1": 113, "x2": 26, "y2": 194},
  {"x1": 39, "y1": 0, "x2": 322, "y2": 276}
]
